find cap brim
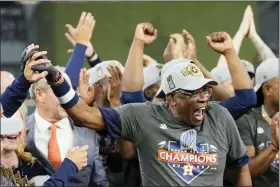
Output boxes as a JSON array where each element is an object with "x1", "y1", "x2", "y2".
[
  {"x1": 254, "y1": 83, "x2": 262, "y2": 92},
  {"x1": 180, "y1": 78, "x2": 218, "y2": 91},
  {"x1": 154, "y1": 84, "x2": 165, "y2": 98},
  {"x1": 1, "y1": 117, "x2": 23, "y2": 135},
  {"x1": 155, "y1": 78, "x2": 217, "y2": 98}
]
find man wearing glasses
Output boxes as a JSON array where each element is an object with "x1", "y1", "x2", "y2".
[
  {"x1": 42, "y1": 61, "x2": 251, "y2": 186},
  {"x1": 28, "y1": 24, "x2": 252, "y2": 186}
]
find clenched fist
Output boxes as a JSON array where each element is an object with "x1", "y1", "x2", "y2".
[
  {"x1": 134, "y1": 23, "x2": 157, "y2": 45},
  {"x1": 206, "y1": 32, "x2": 234, "y2": 55}
]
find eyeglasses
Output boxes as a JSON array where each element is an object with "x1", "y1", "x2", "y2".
[{"x1": 175, "y1": 87, "x2": 212, "y2": 99}]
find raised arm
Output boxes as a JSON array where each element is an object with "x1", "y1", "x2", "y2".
[
  {"x1": 65, "y1": 12, "x2": 102, "y2": 68},
  {"x1": 64, "y1": 12, "x2": 96, "y2": 90},
  {"x1": 207, "y1": 32, "x2": 256, "y2": 119},
  {"x1": 182, "y1": 30, "x2": 232, "y2": 100},
  {"x1": 122, "y1": 23, "x2": 157, "y2": 92},
  {"x1": 1, "y1": 45, "x2": 49, "y2": 117},
  {"x1": 246, "y1": 5, "x2": 276, "y2": 62},
  {"x1": 28, "y1": 50, "x2": 106, "y2": 130},
  {"x1": 216, "y1": 6, "x2": 250, "y2": 67},
  {"x1": 52, "y1": 78, "x2": 105, "y2": 130},
  {"x1": 207, "y1": 32, "x2": 252, "y2": 90}
]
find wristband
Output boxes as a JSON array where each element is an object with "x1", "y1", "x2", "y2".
[
  {"x1": 87, "y1": 51, "x2": 96, "y2": 60},
  {"x1": 88, "y1": 52, "x2": 98, "y2": 62},
  {"x1": 272, "y1": 143, "x2": 279, "y2": 151}
]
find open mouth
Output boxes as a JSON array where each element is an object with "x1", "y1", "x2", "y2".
[
  {"x1": 3, "y1": 133, "x2": 20, "y2": 140},
  {"x1": 193, "y1": 107, "x2": 206, "y2": 121}
]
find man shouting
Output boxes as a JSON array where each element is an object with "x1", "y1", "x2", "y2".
[{"x1": 26, "y1": 23, "x2": 252, "y2": 186}]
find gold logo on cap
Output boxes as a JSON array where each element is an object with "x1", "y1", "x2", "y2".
[{"x1": 181, "y1": 64, "x2": 202, "y2": 77}]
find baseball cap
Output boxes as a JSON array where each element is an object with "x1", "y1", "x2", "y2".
[
  {"x1": 210, "y1": 64, "x2": 231, "y2": 84},
  {"x1": 162, "y1": 62, "x2": 218, "y2": 95},
  {"x1": 254, "y1": 58, "x2": 279, "y2": 92},
  {"x1": 240, "y1": 59, "x2": 255, "y2": 74},
  {"x1": 1, "y1": 116, "x2": 23, "y2": 135},
  {"x1": 88, "y1": 60, "x2": 124, "y2": 86},
  {"x1": 155, "y1": 59, "x2": 193, "y2": 98},
  {"x1": 143, "y1": 63, "x2": 163, "y2": 90}
]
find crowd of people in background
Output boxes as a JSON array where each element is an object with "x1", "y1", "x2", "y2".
[{"x1": 0, "y1": 5, "x2": 279, "y2": 187}]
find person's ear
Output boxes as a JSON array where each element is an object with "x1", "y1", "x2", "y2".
[
  {"x1": 144, "y1": 89, "x2": 153, "y2": 100},
  {"x1": 166, "y1": 94, "x2": 176, "y2": 107},
  {"x1": 262, "y1": 83, "x2": 272, "y2": 96},
  {"x1": 35, "y1": 88, "x2": 45, "y2": 103}
]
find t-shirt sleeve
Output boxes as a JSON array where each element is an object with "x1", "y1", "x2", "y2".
[
  {"x1": 98, "y1": 107, "x2": 122, "y2": 139},
  {"x1": 114, "y1": 103, "x2": 146, "y2": 144},
  {"x1": 223, "y1": 107, "x2": 247, "y2": 163},
  {"x1": 235, "y1": 116, "x2": 255, "y2": 146},
  {"x1": 121, "y1": 90, "x2": 147, "y2": 104}
]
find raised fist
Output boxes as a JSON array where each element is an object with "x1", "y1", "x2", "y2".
[
  {"x1": 206, "y1": 32, "x2": 233, "y2": 55},
  {"x1": 134, "y1": 23, "x2": 157, "y2": 45}
]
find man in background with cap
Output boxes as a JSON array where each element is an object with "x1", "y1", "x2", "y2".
[
  {"x1": 39, "y1": 23, "x2": 252, "y2": 186},
  {"x1": 210, "y1": 59, "x2": 256, "y2": 96},
  {"x1": 240, "y1": 59, "x2": 255, "y2": 86},
  {"x1": 87, "y1": 60, "x2": 133, "y2": 187},
  {"x1": 236, "y1": 58, "x2": 279, "y2": 187},
  {"x1": 142, "y1": 63, "x2": 163, "y2": 101}
]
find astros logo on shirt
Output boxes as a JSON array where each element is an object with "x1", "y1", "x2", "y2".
[{"x1": 157, "y1": 129, "x2": 219, "y2": 184}]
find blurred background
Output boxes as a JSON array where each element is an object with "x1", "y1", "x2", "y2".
[{"x1": 1, "y1": 1, "x2": 279, "y2": 113}]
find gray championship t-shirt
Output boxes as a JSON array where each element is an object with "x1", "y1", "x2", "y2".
[
  {"x1": 236, "y1": 107, "x2": 279, "y2": 187},
  {"x1": 115, "y1": 102, "x2": 246, "y2": 186}
]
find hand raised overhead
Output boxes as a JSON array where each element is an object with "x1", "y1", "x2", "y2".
[
  {"x1": 206, "y1": 32, "x2": 234, "y2": 55},
  {"x1": 134, "y1": 23, "x2": 157, "y2": 45},
  {"x1": 65, "y1": 12, "x2": 96, "y2": 58}
]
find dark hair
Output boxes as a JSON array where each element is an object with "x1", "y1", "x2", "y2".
[
  {"x1": 248, "y1": 72, "x2": 255, "y2": 80},
  {"x1": 256, "y1": 85, "x2": 264, "y2": 107}
]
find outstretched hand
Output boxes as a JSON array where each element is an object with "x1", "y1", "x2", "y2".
[
  {"x1": 106, "y1": 65, "x2": 123, "y2": 107},
  {"x1": 163, "y1": 33, "x2": 185, "y2": 63},
  {"x1": 77, "y1": 68, "x2": 95, "y2": 106},
  {"x1": 65, "y1": 12, "x2": 96, "y2": 58},
  {"x1": 182, "y1": 30, "x2": 198, "y2": 61}
]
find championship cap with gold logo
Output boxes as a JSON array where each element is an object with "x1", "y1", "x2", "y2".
[{"x1": 161, "y1": 59, "x2": 218, "y2": 95}]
